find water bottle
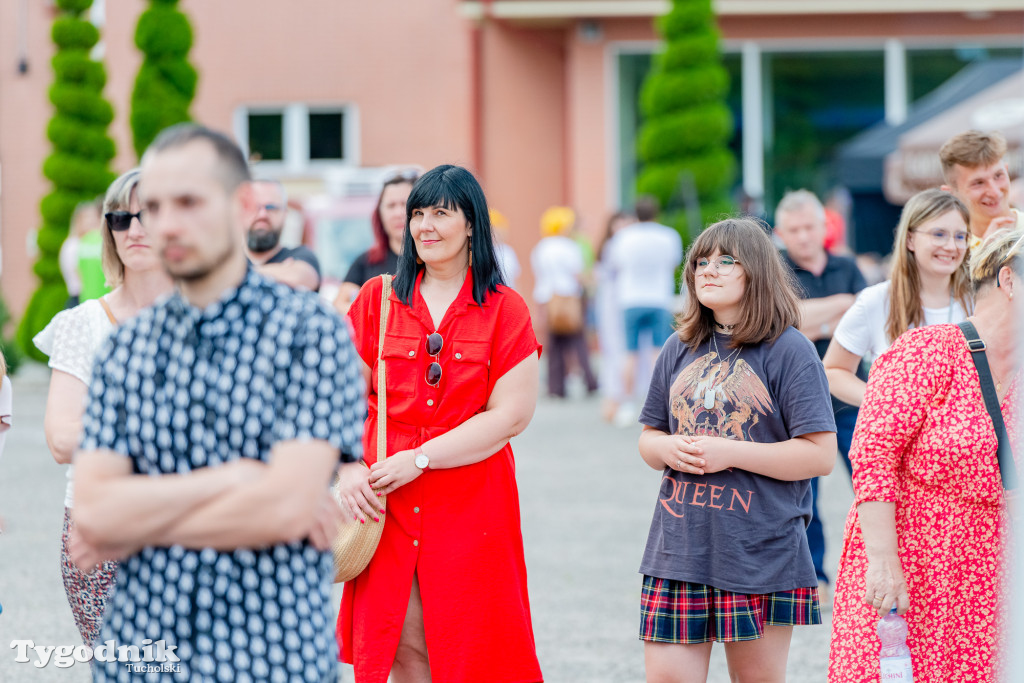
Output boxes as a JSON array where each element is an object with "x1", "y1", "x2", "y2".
[{"x1": 877, "y1": 607, "x2": 913, "y2": 681}]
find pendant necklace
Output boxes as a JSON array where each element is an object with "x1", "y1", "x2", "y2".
[{"x1": 703, "y1": 331, "x2": 741, "y2": 410}]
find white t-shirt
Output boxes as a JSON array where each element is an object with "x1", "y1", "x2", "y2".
[
  {"x1": 606, "y1": 221, "x2": 683, "y2": 309},
  {"x1": 495, "y1": 242, "x2": 521, "y2": 291},
  {"x1": 832, "y1": 280, "x2": 969, "y2": 365},
  {"x1": 531, "y1": 235, "x2": 583, "y2": 304},
  {"x1": 33, "y1": 299, "x2": 115, "y2": 508}
]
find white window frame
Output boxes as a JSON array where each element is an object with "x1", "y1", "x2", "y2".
[{"x1": 233, "y1": 103, "x2": 360, "y2": 176}]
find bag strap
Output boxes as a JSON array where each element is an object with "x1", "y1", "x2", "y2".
[
  {"x1": 957, "y1": 321, "x2": 1018, "y2": 490},
  {"x1": 377, "y1": 275, "x2": 392, "y2": 461},
  {"x1": 97, "y1": 297, "x2": 118, "y2": 326}
]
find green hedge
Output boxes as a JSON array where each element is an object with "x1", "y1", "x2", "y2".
[
  {"x1": 130, "y1": 1, "x2": 197, "y2": 158},
  {"x1": 16, "y1": 0, "x2": 115, "y2": 362},
  {"x1": 636, "y1": 0, "x2": 736, "y2": 246}
]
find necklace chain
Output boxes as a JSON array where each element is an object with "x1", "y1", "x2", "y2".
[{"x1": 711, "y1": 331, "x2": 742, "y2": 369}]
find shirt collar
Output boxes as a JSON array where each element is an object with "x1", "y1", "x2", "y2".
[
  {"x1": 166, "y1": 263, "x2": 260, "y2": 326},
  {"x1": 403, "y1": 268, "x2": 484, "y2": 331}
]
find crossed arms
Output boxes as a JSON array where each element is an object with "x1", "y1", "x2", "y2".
[{"x1": 71, "y1": 440, "x2": 344, "y2": 568}]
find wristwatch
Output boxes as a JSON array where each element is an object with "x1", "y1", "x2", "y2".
[{"x1": 414, "y1": 446, "x2": 430, "y2": 471}]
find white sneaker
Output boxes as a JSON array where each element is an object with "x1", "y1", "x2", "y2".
[{"x1": 613, "y1": 403, "x2": 637, "y2": 428}]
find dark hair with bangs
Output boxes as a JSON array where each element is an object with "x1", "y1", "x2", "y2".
[
  {"x1": 393, "y1": 165, "x2": 504, "y2": 306},
  {"x1": 676, "y1": 217, "x2": 801, "y2": 350}
]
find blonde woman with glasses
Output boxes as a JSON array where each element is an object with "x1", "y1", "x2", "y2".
[
  {"x1": 34, "y1": 168, "x2": 173, "y2": 645},
  {"x1": 824, "y1": 189, "x2": 972, "y2": 407},
  {"x1": 829, "y1": 229, "x2": 1023, "y2": 682}
]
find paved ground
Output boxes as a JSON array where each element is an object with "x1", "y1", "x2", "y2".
[{"x1": 0, "y1": 364, "x2": 852, "y2": 681}]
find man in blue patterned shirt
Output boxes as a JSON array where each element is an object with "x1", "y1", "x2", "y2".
[{"x1": 70, "y1": 124, "x2": 366, "y2": 681}]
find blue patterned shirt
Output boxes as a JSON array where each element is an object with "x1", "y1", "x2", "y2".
[{"x1": 81, "y1": 267, "x2": 364, "y2": 682}]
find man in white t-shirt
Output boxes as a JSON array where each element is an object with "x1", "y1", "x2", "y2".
[
  {"x1": 940, "y1": 130, "x2": 1024, "y2": 245},
  {"x1": 606, "y1": 196, "x2": 683, "y2": 415}
]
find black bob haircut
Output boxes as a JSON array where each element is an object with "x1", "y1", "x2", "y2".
[{"x1": 393, "y1": 164, "x2": 505, "y2": 306}]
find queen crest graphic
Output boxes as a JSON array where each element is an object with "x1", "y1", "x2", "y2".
[{"x1": 670, "y1": 349, "x2": 772, "y2": 440}]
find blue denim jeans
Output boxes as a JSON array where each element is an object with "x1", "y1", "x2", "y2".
[{"x1": 806, "y1": 407, "x2": 858, "y2": 584}]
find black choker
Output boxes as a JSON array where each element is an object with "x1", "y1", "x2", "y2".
[{"x1": 715, "y1": 321, "x2": 736, "y2": 331}]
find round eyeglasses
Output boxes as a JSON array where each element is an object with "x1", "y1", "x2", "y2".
[
  {"x1": 695, "y1": 255, "x2": 741, "y2": 276},
  {"x1": 911, "y1": 228, "x2": 969, "y2": 248}
]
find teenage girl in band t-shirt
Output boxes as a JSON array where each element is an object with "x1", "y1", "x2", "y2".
[{"x1": 637, "y1": 218, "x2": 836, "y2": 682}]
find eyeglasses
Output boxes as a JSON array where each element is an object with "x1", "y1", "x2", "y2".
[
  {"x1": 912, "y1": 228, "x2": 970, "y2": 248},
  {"x1": 256, "y1": 203, "x2": 284, "y2": 213},
  {"x1": 695, "y1": 255, "x2": 741, "y2": 276},
  {"x1": 105, "y1": 210, "x2": 144, "y2": 232},
  {"x1": 425, "y1": 332, "x2": 443, "y2": 386}
]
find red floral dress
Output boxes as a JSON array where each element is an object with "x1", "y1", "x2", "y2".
[
  {"x1": 829, "y1": 325, "x2": 1019, "y2": 682},
  {"x1": 338, "y1": 273, "x2": 544, "y2": 683}
]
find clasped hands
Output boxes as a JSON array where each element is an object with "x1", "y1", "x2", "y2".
[
  {"x1": 334, "y1": 448, "x2": 423, "y2": 523},
  {"x1": 659, "y1": 434, "x2": 732, "y2": 476}
]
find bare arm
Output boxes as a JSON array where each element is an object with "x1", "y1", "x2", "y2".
[
  {"x1": 823, "y1": 340, "x2": 867, "y2": 407},
  {"x1": 857, "y1": 501, "x2": 909, "y2": 616},
  {"x1": 367, "y1": 352, "x2": 539, "y2": 494},
  {"x1": 681, "y1": 431, "x2": 836, "y2": 481},
  {"x1": 256, "y1": 259, "x2": 320, "y2": 291},
  {"x1": 332, "y1": 282, "x2": 362, "y2": 315},
  {"x1": 797, "y1": 294, "x2": 856, "y2": 340},
  {"x1": 43, "y1": 370, "x2": 88, "y2": 465}
]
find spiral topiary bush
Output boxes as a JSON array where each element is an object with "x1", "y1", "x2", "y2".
[
  {"x1": 130, "y1": 0, "x2": 197, "y2": 158},
  {"x1": 16, "y1": 0, "x2": 116, "y2": 362},
  {"x1": 636, "y1": 0, "x2": 736, "y2": 241}
]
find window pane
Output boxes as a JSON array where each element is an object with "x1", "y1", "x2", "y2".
[
  {"x1": 908, "y1": 46, "x2": 1024, "y2": 102},
  {"x1": 248, "y1": 113, "x2": 283, "y2": 161},
  {"x1": 766, "y1": 51, "x2": 885, "y2": 205},
  {"x1": 309, "y1": 112, "x2": 344, "y2": 160}
]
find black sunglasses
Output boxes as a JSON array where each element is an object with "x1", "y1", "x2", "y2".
[
  {"x1": 425, "y1": 332, "x2": 443, "y2": 386},
  {"x1": 105, "y1": 210, "x2": 144, "y2": 232}
]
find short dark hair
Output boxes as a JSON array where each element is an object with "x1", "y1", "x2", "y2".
[
  {"x1": 635, "y1": 195, "x2": 659, "y2": 222},
  {"x1": 393, "y1": 165, "x2": 504, "y2": 306},
  {"x1": 676, "y1": 217, "x2": 800, "y2": 350},
  {"x1": 143, "y1": 123, "x2": 251, "y2": 191}
]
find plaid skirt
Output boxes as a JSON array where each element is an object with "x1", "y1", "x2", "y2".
[{"x1": 639, "y1": 575, "x2": 821, "y2": 644}]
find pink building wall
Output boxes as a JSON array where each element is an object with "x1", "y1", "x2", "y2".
[{"x1": 1, "y1": 1, "x2": 1022, "y2": 326}]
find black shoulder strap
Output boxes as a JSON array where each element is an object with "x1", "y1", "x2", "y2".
[{"x1": 958, "y1": 321, "x2": 1018, "y2": 490}]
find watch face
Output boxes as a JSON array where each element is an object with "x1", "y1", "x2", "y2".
[{"x1": 415, "y1": 453, "x2": 429, "y2": 469}]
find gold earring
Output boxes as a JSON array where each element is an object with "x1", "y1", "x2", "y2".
[
  {"x1": 416, "y1": 255, "x2": 423, "y2": 265},
  {"x1": 468, "y1": 249, "x2": 473, "y2": 268}
]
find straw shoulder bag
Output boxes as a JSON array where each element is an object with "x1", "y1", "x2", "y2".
[{"x1": 332, "y1": 274, "x2": 392, "y2": 583}]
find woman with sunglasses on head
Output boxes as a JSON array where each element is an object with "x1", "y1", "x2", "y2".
[
  {"x1": 823, "y1": 190, "x2": 971, "y2": 452},
  {"x1": 334, "y1": 164, "x2": 542, "y2": 683},
  {"x1": 333, "y1": 168, "x2": 419, "y2": 315},
  {"x1": 34, "y1": 168, "x2": 173, "y2": 646},
  {"x1": 637, "y1": 218, "x2": 836, "y2": 683},
  {"x1": 828, "y1": 229, "x2": 1023, "y2": 682}
]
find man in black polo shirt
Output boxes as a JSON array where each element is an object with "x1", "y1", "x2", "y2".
[
  {"x1": 775, "y1": 189, "x2": 866, "y2": 603},
  {"x1": 246, "y1": 179, "x2": 322, "y2": 290}
]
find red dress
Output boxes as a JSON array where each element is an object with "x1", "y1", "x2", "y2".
[
  {"x1": 829, "y1": 325, "x2": 1019, "y2": 682},
  {"x1": 338, "y1": 272, "x2": 544, "y2": 683}
]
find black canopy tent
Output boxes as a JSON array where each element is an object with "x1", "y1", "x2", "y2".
[{"x1": 836, "y1": 59, "x2": 1022, "y2": 255}]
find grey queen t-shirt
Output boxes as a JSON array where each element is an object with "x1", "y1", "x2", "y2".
[{"x1": 639, "y1": 328, "x2": 836, "y2": 594}]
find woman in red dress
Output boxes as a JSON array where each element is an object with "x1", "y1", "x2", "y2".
[
  {"x1": 829, "y1": 229, "x2": 1023, "y2": 681},
  {"x1": 335, "y1": 164, "x2": 543, "y2": 683}
]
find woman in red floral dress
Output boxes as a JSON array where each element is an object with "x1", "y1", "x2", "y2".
[{"x1": 829, "y1": 229, "x2": 1023, "y2": 682}]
